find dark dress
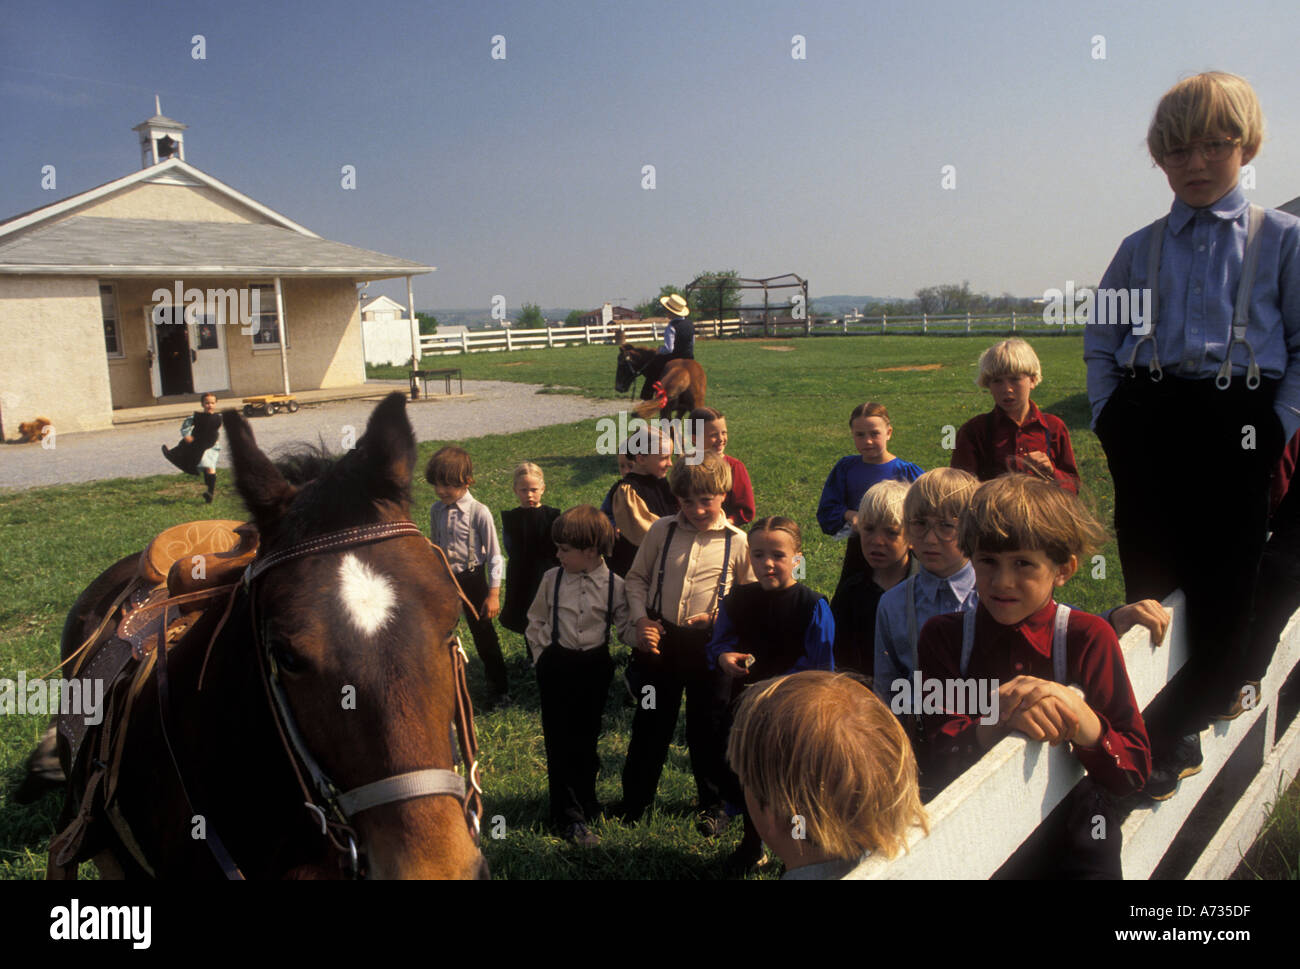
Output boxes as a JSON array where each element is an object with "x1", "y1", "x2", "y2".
[
  {"x1": 162, "y1": 411, "x2": 222, "y2": 476},
  {"x1": 500, "y1": 505, "x2": 561, "y2": 633}
]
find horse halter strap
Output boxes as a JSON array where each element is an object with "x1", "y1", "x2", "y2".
[{"x1": 245, "y1": 520, "x2": 483, "y2": 872}]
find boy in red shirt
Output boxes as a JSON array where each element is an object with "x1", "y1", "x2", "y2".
[
  {"x1": 950, "y1": 338, "x2": 1080, "y2": 493},
  {"x1": 917, "y1": 475, "x2": 1150, "y2": 877}
]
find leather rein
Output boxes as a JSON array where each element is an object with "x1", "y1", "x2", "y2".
[{"x1": 158, "y1": 519, "x2": 482, "y2": 879}]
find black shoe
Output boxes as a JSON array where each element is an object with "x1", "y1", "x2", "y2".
[
  {"x1": 1142, "y1": 733, "x2": 1203, "y2": 802},
  {"x1": 483, "y1": 692, "x2": 512, "y2": 711},
  {"x1": 1214, "y1": 681, "x2": 1262, "y2": 721},
  {"x1": 564, "y1": 822, "x2": 600, "y2": 847},
  {"x1": 697, "y1": 805, "x2": 732, "y2": 838},
  {"x1": 203, "y1": 491, "x2": 214, "y2": 504},
  {"x1": 724, "y1": 835, "x2": 769, "y2": 875},
  {"x1": 610, "y1": 801, "x2": 645, "y2": 825}
]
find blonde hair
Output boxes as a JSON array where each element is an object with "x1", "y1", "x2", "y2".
[
  {"x1": 726, "y1": 671, "x2": 928, "y2": 860},
  {"x1": 904, "y1": 468, "x2": 978, "y2": 524},
  {"x1": 512, "y1": 461, "x2": 544, "y2": 487},
  {"x1": 1147, "y1": 71, "x2": 1263, "y2": 165},
  {"x1": 857, "y1": 480, "x2": 909, "y2": 530},
  {"x1": 976, "y1": 338, "x2": 1042, "y2": 388},
  {"x1": 669, "y1": 450, "x2": 731, "y2": 498},
  {"x1": 749, "y1": 515, "x2": 802, "y2": 552},
  {"x1": 959, "y1": 474, "x2": 1107, "y2": 565}
]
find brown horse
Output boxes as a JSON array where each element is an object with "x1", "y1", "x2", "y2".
[
  {"x1": 28, "y1": 392, "x2": 487, "y2": 879},
  {"x1": 614, "y1": 329, "x2": 707, "y2": 421}
]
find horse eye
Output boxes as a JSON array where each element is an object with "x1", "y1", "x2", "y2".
[{"x1": 270, "y1": 640, "x2": 303, "y2": 673}]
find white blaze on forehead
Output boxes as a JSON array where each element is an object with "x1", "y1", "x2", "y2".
[{"x1": 338, "y1": 553, "x2": 396, "y2": 636}]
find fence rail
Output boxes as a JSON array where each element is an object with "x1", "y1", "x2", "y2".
[
  {"x1": 849, "y1": 592, "x2": 1300, "y2": 879},
  {"x1": 412, "y1": 313, "x2": 1064, "y2": 357}
]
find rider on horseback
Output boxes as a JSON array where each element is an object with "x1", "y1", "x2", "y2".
[{"x1": 640, "y1": 293, "x2": 694, "y2": 403}]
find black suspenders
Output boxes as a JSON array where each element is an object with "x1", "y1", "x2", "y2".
[
  {"x1": 648, "y1": 521, "x2": 733, "y2": 623},
  {"x1": 549, "y1": 568, "x2": 618, "y2": 650}
]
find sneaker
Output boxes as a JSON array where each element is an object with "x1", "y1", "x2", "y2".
[
  {"x1": 564, "y1": 822, "x2": 600, "y2": 847},
  {"x1": 697, "y1": 805, "x2": 732, "y2": 838},
  {"x1": 1142, "y1": 733, "x2": 1203, "y2": 802},
  {"x1": 1214, "y1": 681, "x2": 1262, "y2": 721}
]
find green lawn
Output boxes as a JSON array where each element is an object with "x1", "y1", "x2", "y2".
[{"x1": 0, "y1": 332, "x2": 1286, "y2": 879}]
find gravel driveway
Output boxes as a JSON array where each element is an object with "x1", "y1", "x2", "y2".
[{"x1": 0, "y1": 381, "x2": 625, "y2": 491}]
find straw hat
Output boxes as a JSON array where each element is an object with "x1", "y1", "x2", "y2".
[{"x1": 659, "y1": 293, "x2": 690, "y2": 318}]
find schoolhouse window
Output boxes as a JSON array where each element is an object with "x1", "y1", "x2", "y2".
[
  {"x1": 100, "y1": 284, "x2": 123, "y2": 358},
  {"x1": 249, "y1": 283, "x2": 286, "y2": 348}
]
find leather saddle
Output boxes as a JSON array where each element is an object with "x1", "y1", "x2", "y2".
[{"x1": 50, "y1": 520, "x2": 258, "y2": 872}]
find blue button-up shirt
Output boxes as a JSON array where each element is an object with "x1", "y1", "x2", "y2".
[
  {"x1": 872, "y1": 560, "x2": 978, "y2": 704},
  {"x1": 1085, "y1": 186, "x2": 1300, "y2": 440}
]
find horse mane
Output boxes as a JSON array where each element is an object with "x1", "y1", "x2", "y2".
[{"x1": 272, "y1": 440, "x2": 339, "y2": 486}]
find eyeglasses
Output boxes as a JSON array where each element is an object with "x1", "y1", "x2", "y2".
[
  {"x1": 906, "y1": 517, "x2": 958, "y2": 541},
  {"x1": 1162, "y1": 138, "x2": 1241, "y2": 168}
]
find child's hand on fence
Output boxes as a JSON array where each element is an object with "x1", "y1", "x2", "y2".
[
  {"x1": 636, "y1": 618, "x2": 663, "y2": 654},
  {"x1": 482, "y1": 590, "x2": 500, "y2": 620},
  {"x1": 719, "y1": 652, "x2": 753, "y2": 678},
  {"x1": 1111, "y1": 599, "x2": 1169, "y2": 645},
  {"x1": 1000, "y1": 676, "x2": 1102, "y2": 748}
]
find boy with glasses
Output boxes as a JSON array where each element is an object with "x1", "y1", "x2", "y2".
[{"x1": 1084, "y1": 72, "x2": 1300, "y2": 799}]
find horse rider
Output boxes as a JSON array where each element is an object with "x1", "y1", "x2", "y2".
[{"x1": 640, "y1": 293, "x2": 695, "y2": 403}]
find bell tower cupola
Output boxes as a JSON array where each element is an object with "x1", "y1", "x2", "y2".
[{"x1": 132, "y1": 95, "x2": 187, "y2": 168}]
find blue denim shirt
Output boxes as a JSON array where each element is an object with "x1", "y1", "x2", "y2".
[{"x1": 872, "y1": 560, "x2": 978, "y2": 704}]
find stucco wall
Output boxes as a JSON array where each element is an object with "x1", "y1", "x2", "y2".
[{"x1": 0, "y1": 276, "x2": 114, "y2": 434}]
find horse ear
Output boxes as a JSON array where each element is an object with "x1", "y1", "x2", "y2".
[
  {"x1": 222, "y1": 409, "x2": 297, "y2": 529},
  {"x1": 354, "y1": 392, "x2": 416, "y2": 503}
]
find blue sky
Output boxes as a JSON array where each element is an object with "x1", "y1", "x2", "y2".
[{"x1": 3, "y1": 0, "x2": 1298, "y2": 313}]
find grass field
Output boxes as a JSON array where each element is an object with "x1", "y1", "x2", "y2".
[{"x1": 2, "y1": 332, "x2": 1295, "y2": 879}]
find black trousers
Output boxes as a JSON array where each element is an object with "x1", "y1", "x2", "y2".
[
  {"x1": 536, "y1": 644, "x2": 613, "y2": 826},
  {"x1": 455, "y1": 566, "x2": 508, "y2": 696},
  {"x1": 1096, "y1": 374, "x2": 1284, "y2": 750},
  {"x1": 621, "y1": 621, "x2": 728, "y2": 814},
  {"x1": 1245, "y1": 510, "x2": 1300, "y2": 683}
]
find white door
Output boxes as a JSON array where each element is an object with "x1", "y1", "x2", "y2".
[
  {"x1": 189, "y1": 312, "x2": 230, "y2": 392},
  {"x1": 144, "y1": 306, "x2": 162, "y2": 398}
]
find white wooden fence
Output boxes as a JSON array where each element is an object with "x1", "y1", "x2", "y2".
[
  {"x1": 849, "y1": 591, "x2": 1300, "y2": 879},
  {"x1": 412, "y1": 313, "x2": 1055, "y2": 358}
]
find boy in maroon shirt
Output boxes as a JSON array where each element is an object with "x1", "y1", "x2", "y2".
[
  {"x1": 917, "y1": 475, "x2": 1150, "y2": 877},
  {"x1": 950, "y1": 338, "x2": 1080, "y2": 494}
]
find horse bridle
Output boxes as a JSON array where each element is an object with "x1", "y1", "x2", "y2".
[{"x1": 244, "y1": 519, "x2": 483, "y2": 878}]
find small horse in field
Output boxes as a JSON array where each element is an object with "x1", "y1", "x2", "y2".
[
  {"x1": 25, "y1": 392, "x2": 487, "y2": 879},
  {"x1": 614, "y1": 329, "x2": 707, "y2": 421}
]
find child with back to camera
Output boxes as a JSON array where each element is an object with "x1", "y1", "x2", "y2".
[{"x1": 725, "y1": 671, "x2": 928, "y2": 879}]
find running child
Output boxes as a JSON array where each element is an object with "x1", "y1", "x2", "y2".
[
  {"x1": 950, "y1": 338, "x2": 1080, "y2": 493},
  {"x1": 161, "y1": 392, "x2": 222, "y2": 503}
]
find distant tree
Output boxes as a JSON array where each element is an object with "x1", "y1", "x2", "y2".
[
  {"x1": 915, "y1": 281, "x2": 975, "y2": 315},
  {"x1": 416, "y1": 311, "x2": 438, "y2": 335},
  {"x1": 686, "y1": 271, "x2": 741, "y2": 322},
  {"x1": 635, "y1": 284, "x2": 684, "y2": 319},
  {"x1": 517, "y1": 303, "x2": 545, "y2": 329},
  {"x1": 564, "y1": 309, "x2": 585, "y2": 326}
]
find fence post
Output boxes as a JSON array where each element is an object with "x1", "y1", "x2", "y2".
[
  {"x1": 652, "y1": 321, "x2": 659, "y2": 341},
  {"x1": 505, "y1": 327, "x2": 513, "y2": 351},
  {"x1": 584, "y1": 324, "x2": 591, "y2": 344},
  {"x1": 923, "y1": 313, "x2": 928, "y2": 334},
  {"x1": 1011, "y1": 311, "x2": 1016, "y2": 332},
  {"x1": 546, "y1": 324, "x2": 554, "y2": 348},
  {"x1": 461, "y1": 331, "x2": 469, "y2": 354},
  {"x1": 882, "y1": 314, "x2": 887, "y2": 333},
  {"x1": 966, "y1": 311, "x2": 971, "y2": 333}
]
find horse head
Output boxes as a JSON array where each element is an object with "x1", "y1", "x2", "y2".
[
  {"x1": 223, "y1": 392, "x2": 487, "y2": 879},
  {"x1": 614, "y1": 333, "x2": 646, "y2": 394}
]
